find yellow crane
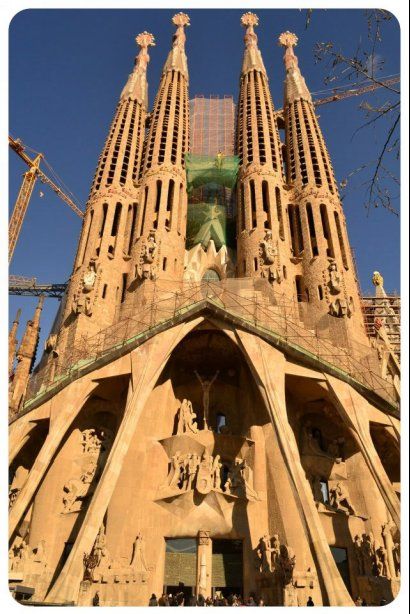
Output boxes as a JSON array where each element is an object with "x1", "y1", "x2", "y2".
[{"x1": 8, "y1": 135, "x2": 84, "y2": 263}]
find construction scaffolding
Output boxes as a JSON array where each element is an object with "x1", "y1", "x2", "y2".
[
  {"x1": 24, "y1": 279, "x2": 398, "y2": 411},
  {"x1": 361, "y1": 294, "x2": 401, "y2": 360},
  {"x1": 190, "y1": 95, "x2": 236, "y2": 157}
]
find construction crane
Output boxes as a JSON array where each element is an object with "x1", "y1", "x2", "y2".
[
  {"x1": 313, "y1": 75, "x2": 400, "y2": 107},
  {"x1": 274, "y1": 75, "x2": 400, "y2": 126},
  {"x1": 9, "y1": 275, "x2": 67, "y2": 300},
  {"x1": 8, "y1": 136, "x2": 84, "y2": 263}
]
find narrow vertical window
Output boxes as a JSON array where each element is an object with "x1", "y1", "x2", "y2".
[
  {"x1": 140, "y1": 186, "x2": 148, "y2": 236},
  {"x1": 155, "y1": 180, "x2": 162, "y2": 213},
  {"x1": 306, "y1": 203, "x2": 318, "y2": 256},
  {"x1": 120, "y1": 274, "x2": 127, "y2": 303},
  {"x1": 126, "y1": 203, "x2": 138, "y2": 255},
  {"x1": 275, "y1": 187, "x2": 284, "y2": 240},
  {"x1": 250, "y1": 180, "x2": 257, "y2": 229},
  {"x1": 334, "y1": 211, "x2": 349, "y2": 269},
  {"x1": 295, "y1": 275, "x2": 303, "y2": 302},
  {"x1": 240, "y1": 184, "x2": 246, "y2": 231},
  {"x1": 166, "y1": 179, "x2": 175, "y2": 230},
  {"x1": 262, "y1": 181, "x2": 271, "y2": 229},
  {"x1": 320, "y1": 204, "x2": 335, "y2": 258},
  {"x1": 79, "y1": 209, "x2": 94, "y2": 265},
  {"x1": 254, "y1": 257, "x2": 258, "y2": 271},
  {"x1": 102, "y1": 284, "x2": 108, "y2": 299},
  {"x1": 99, "y1": 203, "x2": 108, "y2": 237},
  {"x1": 295, "y1": 206, "x2": 304, "y2": 255},
  {"x1": 162, "y1": 257, "x2": 167, "y2": 271},
  {"x1": 111, "y1": 203, "x2": 122, "y2": 237}
]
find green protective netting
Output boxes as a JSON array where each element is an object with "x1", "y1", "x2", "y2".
[
  {"x1": 186, "y1": 202, "x2": 236, "y2": 251},
  {"x1": 185, "y1": 153, "x2": 240, "y2": 192}
]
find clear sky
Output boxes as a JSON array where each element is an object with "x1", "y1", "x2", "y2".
[{"x1": 9, "y1": 8, "x2": 400, "y2": 363}]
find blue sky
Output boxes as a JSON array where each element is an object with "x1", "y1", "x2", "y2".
[{"x1": 9, "y1": 9, "x2": 400, "y2": 362}]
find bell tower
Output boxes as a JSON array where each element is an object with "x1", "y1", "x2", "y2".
[
  {"x1": 54, "y1": 31, "x2": 155, "y2": 360},
  {"x1": 126, "y1": 13, "x2": 190, "y2": 287},
  {"x1": 279, "y1": 31, "x2": 366, "y2": 336},
  {"x1": 236, "y1": 14, "x2": 292, "y2": 292}
]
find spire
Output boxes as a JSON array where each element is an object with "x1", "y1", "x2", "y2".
[
  {"x1": 240, "y1": 12, "x2": 267, "y2": 75},
  {"x1": 163, "y1": 12, "x2": 190, "y2": 80},
  {"x1": 8, "y1": 308, "x2": 21, "y2": 376},
  {"x1": 278, "y1": 31, "x2": 312, "y2": 104},
  {"x1": 120, "y1": 31, "x2": 155, "y2": 107},
  {"x1": 9, "y1": 297, "x2": 44, "y2": 414}
]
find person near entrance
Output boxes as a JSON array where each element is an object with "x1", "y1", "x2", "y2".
[{"x1": 307, "y1": 596, "x2": 315, "y2": 606}]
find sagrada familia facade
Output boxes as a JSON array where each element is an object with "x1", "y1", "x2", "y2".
[{"x1": 9, "y1": 12, "x2": 400, "y2": 606}]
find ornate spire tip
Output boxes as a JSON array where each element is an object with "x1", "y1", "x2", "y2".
[
  {"x1": 135, "y1": 32, "x2": 156, "y2": 49},
  {"x1": 241, "y1": 12, "x2": 259, "y2": 28},
  {"x1": 278, "y1": 31, "x2": 298, "y2": 48},
  {"x1": 372, "y1": 271, "x2": 384, "y2": 287},
  {"x1": 172, "y1": 12, "x2": 190, "y2": 27}
]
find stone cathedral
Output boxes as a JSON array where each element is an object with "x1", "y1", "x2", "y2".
[{"x1": 8, "y1": 13, "x2": 400, "y2": 606}]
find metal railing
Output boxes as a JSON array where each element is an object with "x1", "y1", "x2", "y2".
[{"x1": 25, "y1": 279, "x2": 398, "y2": 408}]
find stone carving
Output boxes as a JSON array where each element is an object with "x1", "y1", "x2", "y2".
[
  {"x1": 136, "y1": 230, "x2": 158, "y2": 281},
  {"x1": 392, "y1": 542, "x2": 400, "y2": 577},
  {"x1": 195, "y1": 370, "x2": 219, "y2": 429},
  {"x1": 278, "y1": 544, "x2": 296, "y2": 586},
  {"x1": 198, "y1": 530, "x2": 210, "y2": 546},
  {"x1": 9, "y1": 537, "x2": 47, "y2": 575},
  {"x1": 257, "y1": 535, "x2": 273, "y2": 573},
  {"x1": 326, "y1": 260, "x2": 352, "y2": 318},
  {"x1": 130, "y1": 532, "x2": 148, "y2": 573},
  {"x1": 83, "y1": 527, "x2": 153, "y2": 586},
  {"x1": 353, "y1": 535, "x2": 366, "y2": 575},
  {"x1": 381, "y1": 521, "x2": 398, "y2": 579},
  {"x1": 256, "y1": 535, "x2": 296, "y2": 586},
  {"x1": 310, "y1": 475, "x2": 325, "y2": 505},
  {"x1": 353, "y1": 531, "x2": 396, "y2": 579},
  {"x1": 302, "y1": 424, "x2": 344, "y2": 463},
  {"x1": 176, "y1": 399, "x2": 198, "y2": 434},
  {"x1": 163, "y1": 451, "x2": 257, "y2": 500},
  {"x1": 328, "y1": 482, "x2": 356, "y2": 515},
  {"x1": 72, "y1": 258, "x2": 101, "y2": 316},
  {"x1": 62, "y1": 427, "x2": 113, "y2": 513},
  {"x1": 259, "y1": 231, "x2": 282, "y2": 284},
  {"x1": 9, "y1": 465, "x2": 29, "y2": 509}
]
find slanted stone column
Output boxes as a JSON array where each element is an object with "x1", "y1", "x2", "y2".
[{"x1": 236, "y1": 329, "x2": 354, "y2": 606}]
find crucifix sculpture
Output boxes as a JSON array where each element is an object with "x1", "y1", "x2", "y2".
[{"x1": 194, "y1": 370, "x2": 219, "y2": 430}]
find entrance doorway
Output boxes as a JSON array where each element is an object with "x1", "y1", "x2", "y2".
[
  {"x1": 212, "y1": 539, "x2": 243, "y2": 599},
  {"x1": 330, "y1": 546, "x2": 352, "y2": 596},
  {"x1": 164, "y1": 538, "x2": 197, "y2": 600}
]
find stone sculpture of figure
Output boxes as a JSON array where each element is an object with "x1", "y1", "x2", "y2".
[
  {"x1": 382, "y1": 521, "x2": 396, "y2": 579},
  {"x1": 271, "y1": 534, "x2": 281, "y2": 570},
  {"x1": 362, "y1": 533, "x2": 376, "y2": 576},
  {"x1": 257, "y1": 535, "x2": 273, "y2": 573},
  {"x1": 375, "y1": 546, "x2": 389, "y2": 578},
  {"x1": 278, "y1": 544, "x2": 296, "y2": 586},
  {"x1": 329, "y1": 482, "x2": 356, "y2": 516},
  {"x1": 177, "y1": 399, "x2": 198, "y2": 434},
  {"x1": 393, "y1": 543, "x2": 400, "y2": 576},
  {"x1": 131, "y1": 532, "x2": 148, "y2": 573},
  {"x1": 328, "y1": 260, "x2": 342, "y2": 294},
  {"x1": 168, "y1": 451, "x2": 184, "y2": 489},
  {"x1": 311, "y1": 475, "x2": 325, "y2": 504},
  {"x1": 212, "y1": 455, "x2": 222, "y2": 490},
  {"x1": 194, "y1": 370, "x2": 219, "y2": 428},
  {"x1": 63, "y1": 460, "x2": 97, "y2": 513},
  {"x1": 353, "y1": 535, "x2": 366, "y2": 575},
  {"x1": 33, "y1": 540, "x2": 46, "y2": 564},
  {"x1": 137, "y1": 230, "x2": 158, "y2": 280},
  {"x1": 259, "y1": 230, "x2": 281, "y2": 283},
  {"x1": 186, "y1": 453, "x2": 200, "y2": 490}
]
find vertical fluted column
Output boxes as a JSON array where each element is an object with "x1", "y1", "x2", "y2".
[
  {"x1": 235, "y1": 13, "x2": 293, "y2": 295},
  {"x1": 53, "y1": 32, "x2": 155, "y2": 362},
  {"x1": 280, "y1": 32, "x2": 366, "y2": 337},
  {"x1": 127, "y1": 13, "x2": 190, "y2": 288},
  {"x1": 9, "y1": 298, "x2": 43, "y2": 413}
]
